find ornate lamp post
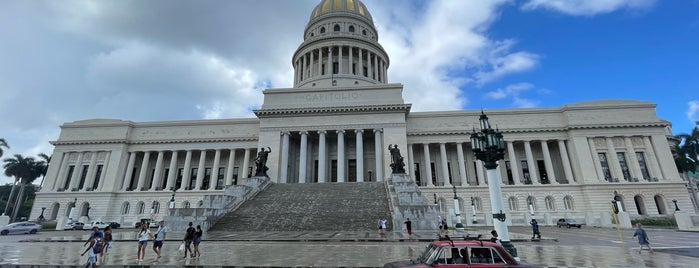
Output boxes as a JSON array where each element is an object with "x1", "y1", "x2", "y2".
[
  {"x1": 452, "y1": 185, "x2": 464, "y2": 230},
  {"x1": 38, "y1": 207, "x2": 46, "y2": 221},
  {"x1": 471, "y1": 197, "x2": 477, "y2": 224},
  {"x1": 470, "y1": 111, "x2": 517, "y2": 258},
  {"x1": 169, "y1": 189, "x2": 177, "y2": 216},
  {"x1": 528, "y1": 201, "x2": 535, "y2": 219}
]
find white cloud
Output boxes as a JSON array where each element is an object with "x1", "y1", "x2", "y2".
[
  {"x1": 486, "y1": 83, "x2": 540, "y2": 108},
  {"x1": 688, "y1": 100, "x2": 699, "y2": 124},
  {"x1": 522, "y1": 0, "x2": 656, "y2": 16}
]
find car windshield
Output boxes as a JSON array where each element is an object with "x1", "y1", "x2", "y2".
[
  {"x1": 567, "y1": 219, "x2": 576, "y2": 222},
  {"x1": 417, "y1": 244, "x2": 441, "y2": 264}
]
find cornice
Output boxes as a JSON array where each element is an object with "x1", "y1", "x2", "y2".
[
  {"x1": 261, "y1": 123, "x2": 405, "y2": 133},
  {"x1": 407, "y1": 122, "x2": 668, "y2": 137},
  {"x1": 51, "y1": 137, "x2": 258, "y2": 146},
  {"x1": 254, "y1": 104, "x2": 411, "y2": 117}
]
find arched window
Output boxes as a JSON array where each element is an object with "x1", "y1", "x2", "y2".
[
  {"x1": 138, "y1": 201, "x2": 145, "y2": 214},
  {"x1": 473, "y1": 197, "x2": 483, "y2": 212},
  {"x1": 333, "y1": 24, "x2": 340, "y2": 31},
  {"x1": 545, "y1": 196, "x2": 555, "y2": 211},
  {"x1": 614, "y1": 194, "x2": 626, "y2": 211},
  {"x1": 362, "y1": 29, "x2": 367, "y2": 35},
  {"x1": 634, "y1": 195, "x2": 647, "y2": 215},
  {"x1": 349, "y1": 25, "x2": 355, "y2": 32},
  {"x1": 563, "y1": 196, "x2": 574, "y2": 210},
  {"x1": 122, "y1": 202, "x2": 130, "y2": 215},
  {"x1": 508, "y1": 197, "x2": 518, "y2": 211},
  {"x1": 654, "y1": 195, "x2": 667, "y2": 215},
  {"x1": 526, "y1": 196, "x2": 537, "y2": 210},
  {"x1": 320, "y1": 27, "x2": 326, "y2": 34},
  {"x1": 152, "y1": 201, "x2": 160, "y2": 214},
  {"x1": 310, "y1": 33, "x2": 314, "y2": 37},
  {"x1": 183, "y1": 201, "x2": 191, "y2": 208}
]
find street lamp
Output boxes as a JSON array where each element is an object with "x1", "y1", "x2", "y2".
[
  {"x1": 38, "y1": 207, "x2": 46, "y2": 221},
  {"x1": 470, "y1": 111, "x2": 517, "y2": 258},
  {"x1": 673, "y1": 199, "x2": 680, "y2": 211},
  {"x1": 528, "y1": 201, "x2": 535, "y2": 219},
  {"x1": 169, "y1": 188, "x2": 177, "y2": 216},
  {"x1": 452, "y1": 185, "x2": 464, "y2": 230},
  {"x1": 471, "y1": 197, "x2": 477, "y2": 224}
]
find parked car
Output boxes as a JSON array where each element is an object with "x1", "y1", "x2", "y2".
[
  {"x1": 108, "y1": 222, "x2": 121, "y2": 229},
  {"x1": 64, "y1": 221, "x2": 85, "y2": 230},
  {"x1": 384, "y1": 237, "x2": 532, "y2": 267},
  {"x1": 134, "y1": 218, "x2": 151, "y2": 228},
  {"x1": 84, "y1": 221, "x2": 110, "y2": 229},
  {"x1": 557, "y1": 218, "x2": 583, "y2": 228},
  {"x1": 0, "y1": 222, "x2": 42, "y2": 235}
]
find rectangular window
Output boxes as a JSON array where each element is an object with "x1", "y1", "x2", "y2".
[
  {"x1": 232, "y1": 167, "x2": 239, "y2": 186},
  {"x1": 313, "y1": 160, "x2": 319, "y2": 183},
  {"x1": 414, "y1": 163, "x2": 421, "y2": 186},
  {"x1": 128, "y1": 168, "x2": 137, "y2": 190},
  {"x1": 598, "y1": 153, "x2": 613, "y2": 181},
  {"x1": 201, "y1": 167, "x2": 211, "y2": 190},
  {"x1": 63, "y1": 165, "x2": 75, "y2": 190},
  {"x1": 352, "y1": 63, "x2": 356, "y2": 75},
  {"x1": 473, "y1": 162, "x2": 480, "y2": 185},
  {"x1": 148, "y1": 168, "x2": 155, "y2": 190},
  {"x1": 446, "y1": 162, "x2": 453, "y2": 182},
  {"x1": 430, "y1": 162, "x2": 437, "y2": 186},
  {"x1": 348, "y1": 159, "x2": 357, "y2": 182},
  {"x1": 331, "y1": 160, "x2": 338, "y2": 182},
  {"x1": 91, "y1": 165, "x2": 103, "y2": 190},
  {"x1": 175, "y1": 168, "x2": 183, "y2": 190},
  {"x1": 536, "y1": 160, "x2": 548, "y2": 184},
  {"x1": 322, "y1": 64, "x2": 326, "y2": 75},
  {"x1": 189, "y1": 168, "x2": 197, "y2": 190},
  {"x1": 216, "y1": 167, "x2": 225, "y2": 190},
  {"x1": 636, "y1": 152, "x2": 651, "y2": 181},
  {"x1": 505, "y1": 161, "x2": 513, "y2": 185},
  {"x1": 333, "y1": 62, "x2": 338, "y2": 74},
  {"x1": 161, "y1": 168, "x2": 169, "y2": 190},
  {"x1": 617, "y1": 152, "x2": 632, "y2": 181},
  {"x1": 77, "y1": 165, "x2": 88, "y2": 190},
  {"x1": 363, "y1": 67, "x2": 368, "y2": 77},
  {"x1": 521, "y1": 160, "x2": 530, "y2": 184}
]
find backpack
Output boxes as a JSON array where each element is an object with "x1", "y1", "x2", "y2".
[{"x1": 93, "y1": 238, "x2": 104, "y2": 254}]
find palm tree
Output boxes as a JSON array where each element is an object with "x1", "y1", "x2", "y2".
[
  {"x1": 3, "y1": 154, "x2": 42, "y2": 221},
  {"x1": 37, "y1": 153, "x2": 51, "y2": 188},
  {"x1": 0, "y1": 138, "x2": 8, "y2": 158},
  {"x1": 676, "y1": 125, "x2": 699, "y2": 163},
  {"x1": 674, "y1": 124, "x2": 699, "y2": 181}
]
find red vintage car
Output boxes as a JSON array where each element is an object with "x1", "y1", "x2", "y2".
[{"x1": 384, "y1": 237, "x2": 534, "y2": 267}]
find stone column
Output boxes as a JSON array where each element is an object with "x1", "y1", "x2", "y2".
[
  {"x1": 179, "y1": 150, "x2": 192, "y2": 191},
  {"x1": 624, "y1": 137, "x2": 642, "y2": 181},
  {"x1": 439, "y1": 142, "x2": 451, "y2": 186},
  {"x1": 643, "y1": 136, "x2": 661, "y2": 179},
  {"x1": 150, "y1": 151, "x2": 165, "y2": 190},
  {"x1": 337, "y1": 130, "x2": 345, "y2": 183},
  {"x1": 97, "y1": 152, "x2": 110, "y2": 191},
  {"x1": 423, "y1": 143, "x2": 434, "y2": 186},
  {"x1": 195, "y1": 150, "x2": 207, "y2": 189},
  {"x1": 367, "y1": 51, "x2": 372, "y2": 79},
  {"x1": 523, "y1": 141, "x2": 540, "y2": 185},
  {"x1": 588, "y1": 138, "x2": 606, "y2": 182},
  {"x1": 310, "y1": 50, "x2": 315, "y2": 77},
  {"x1": 299, "y1": 131, "x2": 308, "y2": 183},
  {"x1": 83, "y1": 151, "x2": 98, "y2": 190},
  {"x1": 558, "y1": 140, "x2": 575, "y2": 183},
  {"x1": 317, "y1": 48, "x2": 322, "y2": 76},
  {"x1": 355, "y1": 129, "x2": 364, "y2": 182},
  {"x1": 373, "y1": 52, "x2": 378, "y2": 80},
  {"x1": 348, "y1": 47, "x2": 353, "y2": 74},
  {"x1": 54, "y1": 152, "x2": 70, "y2": 191},
  {"x1": 476, "y1": 160, "x2": 485, "y2": 185},
  {"x1": 456, "y1": 143, "x2": 468, "y2": 186},
  {"x1": 122, "y1": 152, "x2": 136, "y2": 191},
  {"x1": 338, "y1": 45, "x2": 343, "y2": 74},
  {"x1": 605, "y1": 137, "x2": 623, "y2": 181},
  {"x1": 318, "y1": 130, "x2": 327, "y2": 183},
  {"x1": 69, "y1": 152, "x2": 85, "y2": 190},
  {"x1": 358, "y1": 49, "x2": 363, "y2": 76},
  {"x1": 136, "y1": 151, "x2": 151, "y2": 191},
  {"x1": 224, "y1": 149, "x2": 236, "y2": 186},
  {"x1": 541, "y1": 141, "x2": 558, "y2": 184},
  {"x1": 374, "y1": 128, "x2": 383, "y2": 181},
  {"x1": 166, "y1": 151, "x2": 179, "y2": 190},
  {"x1": 280, "y1": 132, "x2": 290, "y2": 183},
  {"x1": 506, "y1": 141, "x2": 521, "y2": 185},
  {"x1": 242, "y1": 148, "x2": 251, "y2": 178},
  {"x1": 211, "y1": 149, "x2": 221, "y2": 189},
  {"x1": 408, "y1": 144, "x2": 417, "y2": 183},
  {"x1": 327, "y1": 47, "x2": 332, "y2": 75}
]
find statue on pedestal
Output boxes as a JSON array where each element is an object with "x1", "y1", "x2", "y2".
[
  {"x1": 254, "y1": 147, "x2": 271, "y2": 177},
  {"x1": 388, "y1": 144, "x2": 406, "y2": 174}
]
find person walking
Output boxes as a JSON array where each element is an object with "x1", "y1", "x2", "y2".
[
  {"x1": 437, "y1": 215, "x2": 444, "y2": 234},
  {"x1": 183, "y1": 222, "x2": 196, "y2": 258},
  {"x1": 530, "y1": 218, "x2": 541, "y2": 239},
  {"x1": 152, "y1": 220, "x2": 168, "y2": 259},
  {"x1": 81, "y1": 236, "x2": 100, "y2": 268},
  {"x1": 136, "y1": 224, "x2": 152, "y2": 262},
  {"x1": 193, "y1": 225, "x2": 203, "y2": 258},
  {"x1": 379, "y1": 219, "x2": 388, "y2": 235},
  {"x1": 404, "y1": 218, "x2": 412, "y2": 236},
  {"x1": 103, "y1": 226, "x2": 113, "y2": 256},
  {"x1": 633, "y1": 223, "x2": 653, "y2": 253},
  {"x1": 84, "y1": 227, "x2": 103, "y2": 247},
  {"x1": 490, "y1": 230, "x2": 501, "y2": 245}
]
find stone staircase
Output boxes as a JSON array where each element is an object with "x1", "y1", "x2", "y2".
[{"x1": 210, "y1": 182, "x2": 391, "y2": 232}]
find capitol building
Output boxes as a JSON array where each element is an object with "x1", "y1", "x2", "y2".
[{"x1": 31, "y1": 0, "x2": 688, "y2": 228}]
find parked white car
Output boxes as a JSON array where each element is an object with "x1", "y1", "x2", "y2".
[{"x1": 83, "y1": 221, "x2": 110, "y2": 229}]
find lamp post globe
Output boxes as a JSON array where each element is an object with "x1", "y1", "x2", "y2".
[
  {"x1": 452, "y1": 185, "x2": 464, "y2": 230},
  {"x1": 470, "y1": 111, "x2": 517, "y2": 259}
]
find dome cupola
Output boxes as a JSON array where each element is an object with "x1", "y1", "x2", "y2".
[{"x1": 292, "y1": 0, "x2": 389, "y2": 88}]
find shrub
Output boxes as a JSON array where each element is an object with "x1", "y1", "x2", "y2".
[{"x1": 631, "y1": 217, "x2": 677, "y2": 227}]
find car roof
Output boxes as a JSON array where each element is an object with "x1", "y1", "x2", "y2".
[{"x1": 431, "y1": 240, "x2": 501, "y2": 247}]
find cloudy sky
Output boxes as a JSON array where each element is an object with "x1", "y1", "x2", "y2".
[{"x1": 1, "y1": 0, "x2": 698, "y2": 185}]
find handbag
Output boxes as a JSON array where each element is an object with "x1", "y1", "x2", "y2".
[{"x1": 178, "y1": 242, "x2": 185, "y2": 252}]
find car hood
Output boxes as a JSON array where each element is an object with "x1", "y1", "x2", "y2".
[{"x1": 383, "y1": 260, "x2": 424, "y2": 268}]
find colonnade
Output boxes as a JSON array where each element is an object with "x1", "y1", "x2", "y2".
[
  {"x1": 587, "y1": 136, "x2": 663, "y2": 183},
  {"x1": 294, "y1": 45, "x2": 387, "y2": 85},
  {"x1": 52, "y1": 151, "x2": 110, "y2": 192}
]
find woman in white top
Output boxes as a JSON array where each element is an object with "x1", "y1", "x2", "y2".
[{"x1": 136, "y1": 224, "x2": 152, "y2": 261}]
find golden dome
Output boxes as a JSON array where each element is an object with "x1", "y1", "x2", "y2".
[{"x1": 310, "y1": 0, "x2": 373, "y2": 23}]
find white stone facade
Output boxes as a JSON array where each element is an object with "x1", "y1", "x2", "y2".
[{"x1": 30, "y1": 0, "x2": 690, "y2": 227}]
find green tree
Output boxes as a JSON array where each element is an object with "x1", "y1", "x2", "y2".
[
  {"x1": 3, "y1": 154, "x2": 42, "y2": 222},
  {"x1": 0, "y1": 138, "x2": 8, "y2": 158},
  {"x1": 675, "y1": 124, "x2": 699, "y2": 180},
  {"x1": 37, "y1": 153, "x2": 51, "y2": 188}
]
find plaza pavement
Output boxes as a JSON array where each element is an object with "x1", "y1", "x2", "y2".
[{"x1": 2, "y1": 227, "x2": 698, "y2": 267}]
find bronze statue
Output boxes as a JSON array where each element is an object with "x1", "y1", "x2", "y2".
[
  {"x1": 388, "y1": 144, "x2": 406, "y2": 174},
  {"x1": 254, "y1": 147, "x2": 271, "y2": 177}
]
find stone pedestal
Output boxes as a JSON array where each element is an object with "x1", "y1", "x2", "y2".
[
  {"x1": 391, "y1": 173, "x2": 440, "y2": 231},
  {"x1": 0, "y1": 214, "x2": 9, "y2": 226},
  {"x1": 55, "y1": 216, "x2": 69, "y2": 231},
  {"x1": 675, "y1": 211, "x2": 699, "y2": 231}
]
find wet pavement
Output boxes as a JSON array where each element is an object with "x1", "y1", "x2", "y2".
[{"x1": 1, "y1": 227, "x2": 697, "y2": 267}]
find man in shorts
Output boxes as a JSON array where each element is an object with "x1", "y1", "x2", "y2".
[{"x1": 153, "y1": 220, "x2": 168, "y2": 258}]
